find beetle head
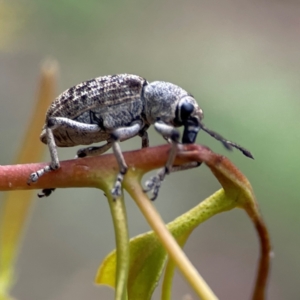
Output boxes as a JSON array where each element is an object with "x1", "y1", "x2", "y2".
[
  {"x1": 144, "y1": 81, "x2": 253, "y2": 158},
  {"x1": 174, "y1": 96, "x2": 203, "y2": 144},
  {"x1": 143, "y1": 81, "x2": 204, "y2": 144}
]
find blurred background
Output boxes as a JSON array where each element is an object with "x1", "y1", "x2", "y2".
[{"x1": 0, "y1": 0, "x2": 299, "y2": 299}]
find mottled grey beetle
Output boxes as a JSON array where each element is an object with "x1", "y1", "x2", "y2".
[{"x1": 27, "y1": 74, "x2": 253, "y2": 199}]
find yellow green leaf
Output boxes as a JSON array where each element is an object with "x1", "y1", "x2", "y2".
[
  {"x1": 96, "y1": 144, "x2": 270, "y2": 300},
  {"x1": 96, "y1": 228, "x2": 168, "y2": 300}
]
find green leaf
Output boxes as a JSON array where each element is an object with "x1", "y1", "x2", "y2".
[
  {"x1": 96, "y1": 189, "x2": 235, "y2": 300},
  {"x1": 96, "y1": 229, "x2": 168, "y2": 300}
]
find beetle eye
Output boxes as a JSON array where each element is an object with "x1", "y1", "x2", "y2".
[{"x1": 179, "y1": 101, "x2": 194, "y2": 121}]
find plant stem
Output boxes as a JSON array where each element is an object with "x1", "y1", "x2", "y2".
[
  {"x1": 125, "y1": 176, "x2": 218, "y2": 300},
  {"x1": 106, "y1": 190, "x2": 129, "y2": 300}
]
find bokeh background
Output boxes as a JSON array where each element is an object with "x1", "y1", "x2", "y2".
[{"x1": 1, "y1": 0, "x2": 299, "y2": 299}]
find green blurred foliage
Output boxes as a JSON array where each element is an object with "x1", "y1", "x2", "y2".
[{"x1": 0, "y1": 0, "x2": 299, "y2": 299}]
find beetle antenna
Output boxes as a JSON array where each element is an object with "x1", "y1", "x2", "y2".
[{"x1": 199, "y1": 122, "x2": 254, "y2": 159}]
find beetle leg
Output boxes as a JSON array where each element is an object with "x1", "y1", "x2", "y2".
[
  {"x1": 144, "y1": 120, "x2": 180, "y2": 200},
  {"x1": 28, "y1": 117, "x2": 102, "y2": 197},
  {"x1": 139, "y1": 130, "x2": 149, "y2": 148},
  {"x1": 76, "y1": 142, "x2": 113, "y2": 158},
  {"x1": 144, "y1": 162, "x2": 201, "y2": 201},
  {"x1": 27, "y1": 127, "x2": 60, "y2": 185},
  {"x1": 29, "y1": 118, "x2": 101, "y2": 181},
  {"x1": 110, "y1": 121, "x2": 143, "y2": 198},
  {"x1": 170, "y1": 161, "x2": 201, "y2": 172},
  {"x1": 47, "y1": 117, "x2": 100, "y2": 132}
]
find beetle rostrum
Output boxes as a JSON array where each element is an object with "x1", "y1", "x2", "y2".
[{"x1": 27, "y1": 74, "x2": 253, "y2": 200}]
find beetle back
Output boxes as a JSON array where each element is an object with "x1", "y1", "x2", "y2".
[
  {"x1": 47, "y1": 74, "x2": 146, "y2": 121},
  {"x1": 41, "y1": 74, "x2": 148, "y2": 146}
]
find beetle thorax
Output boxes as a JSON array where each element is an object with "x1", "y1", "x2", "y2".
[{"x1": 143, "y1": 81, "x2": 190, "y2": 125}]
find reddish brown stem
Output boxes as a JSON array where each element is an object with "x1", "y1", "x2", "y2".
[
  {"x1": 245, "y1": 206, "x2": 271, "y2": 300},
  {"x1": 0, "y1": 143, "x2": 271, "y2": 299},
  {"x1": 0, "y1": 144, "x2": 192, "y2": 191}
]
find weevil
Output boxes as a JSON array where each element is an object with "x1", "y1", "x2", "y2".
[{"x1": 27, "y1": 74, "x2": 253, "y2": 200}]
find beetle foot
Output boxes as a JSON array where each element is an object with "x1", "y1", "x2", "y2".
[
  {"x1": 111, "y1": 184, "x2": 121, "y2": 198},
  {"x1": 27, "y1": 166, "x2": 58, "y2": 198},
  {"x1": 38, "y1": 188, "x2": 56, "y2": 198},
  {"x1": 144, "y1": 176, "x2": 161, "y2": 201},
  {"x1": 27, "y1": 172, "x2": 39, "y2": 184},
  {"x1": 76, "y1": 148, "x2": 87, "y2": 158},
  {"x1": 27, "y1": 165, "x2": 52, "y2": 185},
  {"x1": 144, "y1": 168, "x2": 166, "y2": 201},
  {"x1": 111, "y1": 172, "x2": 125, "y2": 199}
]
